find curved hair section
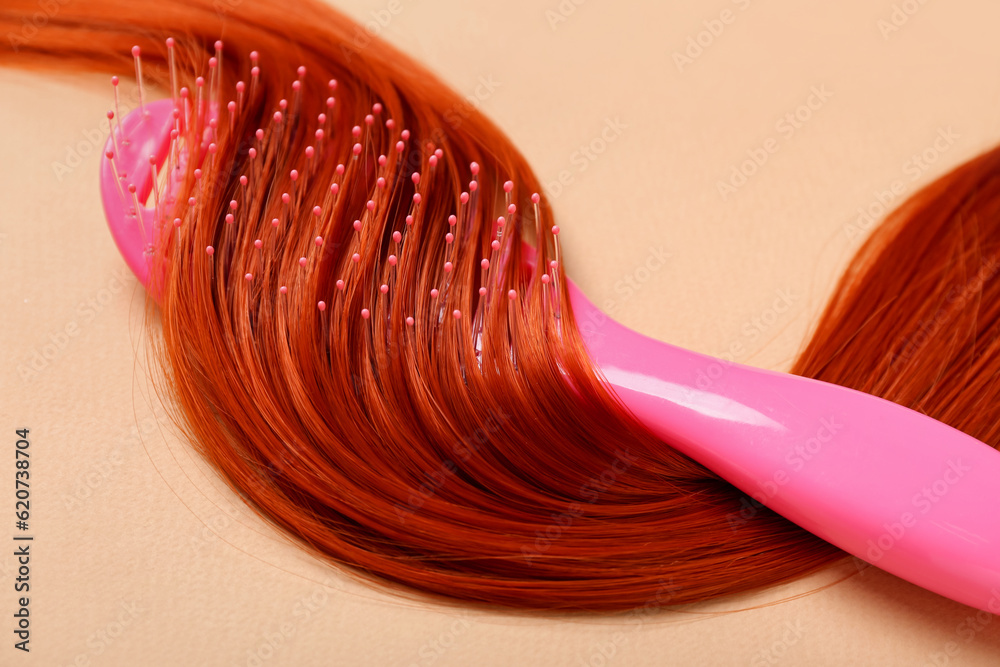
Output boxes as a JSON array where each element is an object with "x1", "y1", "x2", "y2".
[{"x1": 2, "y1": 0, "x2": 997, "y2": 612}]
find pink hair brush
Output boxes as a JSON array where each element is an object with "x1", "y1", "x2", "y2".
[{"x1": 100, "y1": 43, "x2": 1000, "y2": 614}]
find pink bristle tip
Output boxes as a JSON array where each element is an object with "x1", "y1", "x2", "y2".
[
  {"x1": 251, "y1": 66, "x2": 260, "y2": 77},
  {"x1": 336, "y1": 164, "x2": 345, "y2": 175},
  {"x1": 225, "y1": 214, "x2": 234, "y2": 224},
  {"x1": 401, "y1": 129, "x2": 410, "y2": 140},
  {"x1": 392, "y1": 231, "x2": 402, "y2": 242},
  {"x1": 469, "y1": 181, "x2": 478, "y2": 192},
  {"x1": 388, "y1": 255, "x2": 397, "y2": 266},
  {"x1": 352, "y1": 126, "x2": 361, "y2": 138},
  {"x1": 236, "y1": 81, "x2": 245, "y2": 92},
  {"x1": 111, "y1": 76, "x2": 119, "y2": 86},
  {"x1": 206, "y1": 246, "x2": 215, "y2": 256},
  {"x1": 411, "y1": 172, "x2": 420, "y2": 185},
  {"x1": 430, "y1": 289, "x2": 439, "y2": 298},
  {"x1": 318, "y1": 301, "x2": 326, "y2": 311},
  {"x1": 491, "y1": 240, "x2": 501, "y2": 251},
  {"x1": 373, "y1": 103, "x2": 383, "y2": 114},
  {"x1": 271, "y1": 218, "x2": 280, "y2": 227},
  {"x1": 297, "y1": 65, "x2": 306, "y2": 77},
  {"x1": 396, "y1": 141, "x2": 405, "y2": 153},
  {"x1": 315, "y1": 236, "x2": 323, "y2": 246},
  {"x1": 336, "y1": 280, "x2": 345, "y2": 291},
  {"x1": 292, "y1": 81, "x2": 300, "y2": 91},
  {"x1": 378, "y1": 155, "x2": 387, "y2": 167},
  {"x1": 377, "y1": 177, "x2": 386, "y2": 188},
  {"x1": 452, "y1": 310, "x2": 461, "y2": 319},
  {"x1": 230, "y1": 200, "x2": 238, "y2": 210},
  {"x1": 255, "y1": 129, "x2": 264, "y2": 141},
  {"x1": 503, "y1": 181, "x2": 513, "y2": 192},
  {"x1": 299, "y1": 257, "x2": 307, "y2": 267},
  {"x1": 460, "y1": 193, "x2": 469, "y2": 204},
  {"x1": 498, "y1": 216, "x2": 506, "y2": 226},
  {"x1": 531, "y1": 193, "x2": 541, "y2": 203},
  {"x1": 131, "y1": 45, "x2": 140, "y2": 57},
  {"x1": 366, "y1": 200, "x2": 375, "y2": 211},
  {"x1": 405, "y1": 215, "x2": 414, "y2": 226},
  {"x1": 508, "y1": 204, "x2": 517, "y2": 215},
  {"x1": 305, "y1": 146, "x2": 315, "y2": 158},
  {"x1": 448, "y1": 215, "x2": 457, "y2": 226},
  {"x1": 215, "y1": 40, "x2": 223, "y2": 50},
  {"x1": 365, "y1": 114, "x2": 374, "y2": 125},
  {"x1": 444, "y1": 261, "x2": 453, "y2": 272},
  {"x1": 361, "y1": 308, "x2": 370, "y2": 319},
  {"x1": 326, "y1": 97, "x2": 335, "y2": 108},
  {"x1": 445, "y1": 233, "x2": 454, "y2": 244},
  {"x1": 273, "y1": 111, "x2": 283, "y2": 123},
  {"x1": 549, "y1": 260, "x2": 558, "y2": 269},
  {"x1": 428, "y1": 155, "x2": 438, "y2": 167},
  {"x1": 353, "y1": 143, "x2": 362, "y2": 155},
  {"x1": 280, "y1": 286, "x2": 288, "y2": 294},
  {"x1": 290, "y1": 169, "x2": 299, "y2": 181},
  {"x1": 380, "y1": 284, "x2": 388, "y2": 294},
  {"x1": 165, "y1": 38, "x2": 175, "y2": 47},
  {"x1": 353, "y1": 220, "x2": 361, "y2": 231},
  {"x1": 328, "y1": 79, "x2": 338, "y2": 90},
  {"x1": 188, "y1": 197, "x2": 196, "y2": 206},
  {"x1": 551, "y1": 225, "x2": 560, "y2": 235},
  {"x1": 239, "y1": 175, "x2": 248, "y2": 186},
  {"x1": 279, "y1": 99, "x2": 287, "y2": 110},
  {"x1": 281, "y1": 193, "x2": 290, "y2": 204},
  {"x1": 479, "y1": 287, "x2": 487, "y2": 296},
  {"x1": 434, "y1": 149, "x2": 443, "y2": 159},
  {"x1": 330, "y1": 183, "x2": 339, "y2": 195},
  {"x1": 245, "y1": 273, "x2": 253, "y2": 281},
  {"x1": 228, "y1": 101, "x2": 236, "y2": 113},
  {"x1": 541, "y1": 274, "x2": 550, "y2": 284},
  {"x1": 481, "y1": 259, "x2": 490, "y2": 269},
  {"x1": 254, "y1": 239, "x2": 263, "y2": 249},
  {"x1": 412, "y1": 193, "x2": 421, "y2": 204},
  {"x1": 405, "y1": 316, "x2": 414, "y2": 326},
  {"x1": 386, "y1": 119, "x2": 396, "y2": 130},
  {"x1": 313, "y1": 206, "x2": 322, "y2": 216},
  {"x1": 196, "y1": 76, "x2": 205, "y2": 87},
  {"x1": 470, "y1": 162, "x2": 479, "y2": 175},
  {"x1": 508, "y1": 290, "x2": 517, "y2": 300},
  {"x1": 352, "y1": 253, "x2": 360, "y2": 263},
  {"x1": 173, "y1": 218, "x2": 181, "y2": 227},
  {"x1": 127, "y1": 184, "x2": 137, "y2": 194},
  {"x1": 209, "y1": 57, "x2": 217, "y2": 68}
]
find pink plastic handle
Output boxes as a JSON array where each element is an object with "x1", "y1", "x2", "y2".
[{"x1": 565, "y1": 277, "x2": 1000, "y2": 613}]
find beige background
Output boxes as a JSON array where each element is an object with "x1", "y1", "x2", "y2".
[{"x1": 2, "y1": 0, "x2": 1000, "y2": 664}]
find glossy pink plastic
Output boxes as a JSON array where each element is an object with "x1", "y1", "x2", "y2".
[
  {"x1": 563, "y1": 275, "x2": 1000, "y2": 614},
  {"x1": 101, "y1": 98, "x2": 1000, "y2": 615}
]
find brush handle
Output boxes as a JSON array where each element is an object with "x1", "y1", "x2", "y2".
[{"x1": 566, "y1": 280, "x2": 1000, "y2": 613}]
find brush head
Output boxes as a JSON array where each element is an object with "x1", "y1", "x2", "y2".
[{"x1": 99, "y1": 38, "x2": 565, "y2": 345}]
